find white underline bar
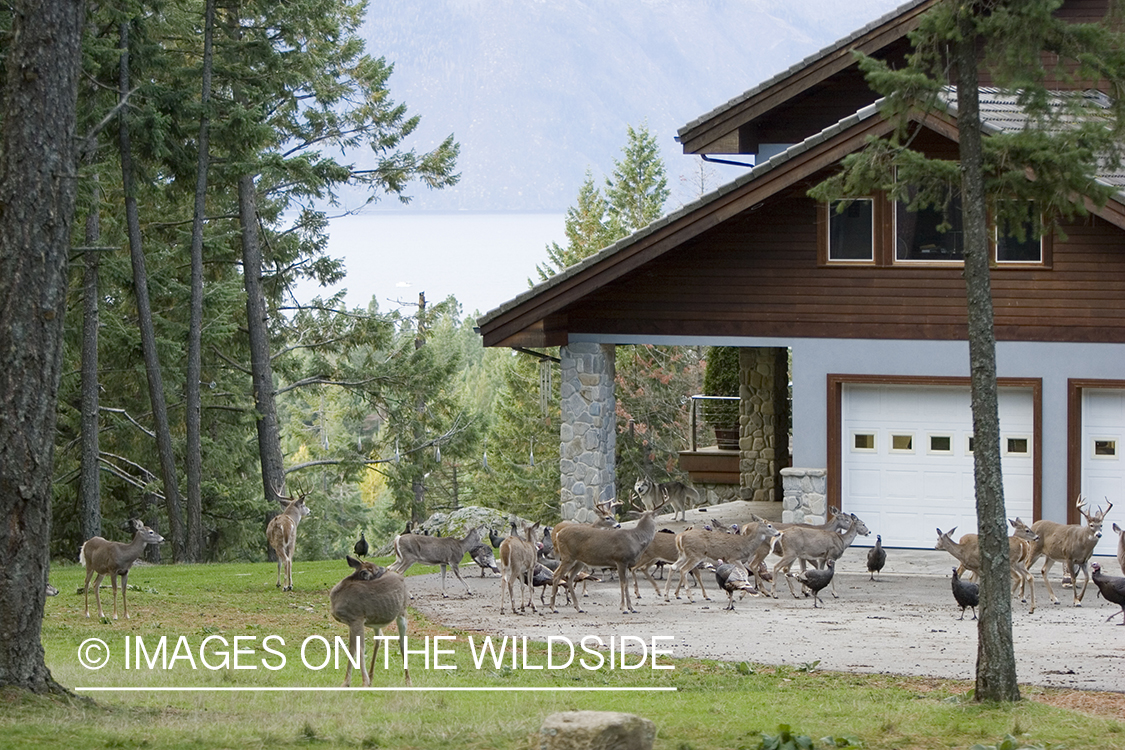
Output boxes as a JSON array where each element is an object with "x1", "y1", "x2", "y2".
[{"x1": 76, "y1": 686, "x2": 677, "y2": 692}]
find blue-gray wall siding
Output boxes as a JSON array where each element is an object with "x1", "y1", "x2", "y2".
[{"x1": 569, "y1": 333, "x2": 1125, "y2": 524}]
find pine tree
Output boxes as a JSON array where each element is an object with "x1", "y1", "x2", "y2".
[{"x1": 811, "y1": 0, "x2": 1125, "y2": 702}]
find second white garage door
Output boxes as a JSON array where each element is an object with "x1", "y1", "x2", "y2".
[{"x1": 842, "y1": 383, "x2": 1035, "y2": 549}]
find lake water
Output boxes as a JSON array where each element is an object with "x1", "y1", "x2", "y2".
[{"x1": 291, "y1": 211, "x2": 566, "y2": 318}]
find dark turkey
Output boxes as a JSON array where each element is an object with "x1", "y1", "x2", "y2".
[
  {"x1": 470, "y1": 543, "x2": 500, "y2": 577},
  {"x1": 951, "y1": 567, "x2": 979, "y2": 620},
  {"x1": 1091, "y1": 563, "x2": 1125, "y2": 625},
  {"x1": 353, "y1": 532, "x2": 368, "y2": 558},
  {"x1": 538, "y1": 526, "x2": 555, "y2": 559},
  {"x1": 488, "y1": 528, "x2": 505, "y2": 549},
  {"x1": 867, "y1": 534, "x2": 886, "y2": 580},
  {"x1": 794, "y1": 559, "x2": 834, "y2": 607},
  {"x1": 714, "y1": 560, "x2": 758, "y2": 610}
]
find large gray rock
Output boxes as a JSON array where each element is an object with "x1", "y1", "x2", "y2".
[{"x1": 539, "y1": 711, "x2": 655, "y2": 750}]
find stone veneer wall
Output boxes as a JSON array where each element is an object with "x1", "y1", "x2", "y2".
[
  {"x1": 558, "y1": 342, "x2": 616, "y2": 522},
  {"x1": 738, "y1": 347, "x2": 789, "y2": 501},
  {"x1": 781, "y1": 467, "x2": 828, "y2": 525}
]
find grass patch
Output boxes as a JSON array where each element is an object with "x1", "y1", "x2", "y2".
[{"x1": 10, "y1": 558, "x2": 1124, "y2": 749}]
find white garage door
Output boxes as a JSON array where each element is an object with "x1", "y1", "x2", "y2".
[
  {"x1": 842, "y1": 384, "x2": 1035, "y2": 549},
  {"x1": 1080, "y1": 388, "x2": 1125, "y2": 557}
]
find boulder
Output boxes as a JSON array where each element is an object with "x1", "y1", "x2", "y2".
[{"x1": 539, "y1": 710, "x2": 655, "y2": 750}]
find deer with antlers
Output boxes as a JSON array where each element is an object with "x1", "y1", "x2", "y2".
[
  {"x1": 266, "y1": 485, "x2": 312, "y2": 591},
  {"x1": 1024, "y1": 496, "x2": 1113, "y2": 606}
]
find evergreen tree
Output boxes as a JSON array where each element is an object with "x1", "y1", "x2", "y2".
[
  {"x1": 536, "y1": 170, "x2": 614, "y2": 281},
  {"x1": 810, "y1": 0, "x2": 1125, "y2": 702},
  {"x1": 605, "y1": 122, "x2": 670, "y2": 235}
]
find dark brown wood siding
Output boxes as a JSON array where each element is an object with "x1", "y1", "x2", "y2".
[{"x1": 558, "y1": 192, "x2": 1125, "y2": 343}]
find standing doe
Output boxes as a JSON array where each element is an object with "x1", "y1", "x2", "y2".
[
  {"x1": 80, "y1": 518, "x2": 164, "y2": 619},
  {"x1": 329, "y1": 556, "x2": 410, "y2": 687},
  {"x1": 550, "y1": 510, "x2": 656, "y2": 614},
  {"x1": 266, "y1": 487, "x2": 312, "y2": 591},
  {"x1": 499, "y1": 522, "x2": 539, "y2": 614},
  {"x1": 389, "y1": 526, "x2": 484, "y2": 597}
]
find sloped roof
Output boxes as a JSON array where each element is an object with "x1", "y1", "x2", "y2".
[
  {"x1": 479, "y1": 87, "x2": 1125, "y2": 344},
  {"x1": 676, "y1": 0, "x2": 934, "y2": 154}
]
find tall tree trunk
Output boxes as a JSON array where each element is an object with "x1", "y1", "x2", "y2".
[
  {"x1": 79, "y1": 189, "x2": 104, "y2": 544},
  {"x1": 118, "y1": 21, "x2": 186, "y2": 561},
  {"x1": 411, "y1": 292, "x2": 426, "y2": 524},
  {"x1": 0, "y1": 0, "x2": 85, "y2": 694},
  {"x1": 239, "y1": 173, "x2": 287, "y2": 505},
  {"x1": 955, "y1": 11, "x2": 1020, "y2": 703},
  {"x1": 184, "y1": 0, "x2": 216, "y2": 563}
]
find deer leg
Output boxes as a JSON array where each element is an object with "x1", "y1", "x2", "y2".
[
  {"x1": 1040, "y1": 558, "x2": 1059, "y2": 604},
  {"x1": 275, "y1": 557, "x2": 283, "y2": 588},
  {"x1": 1074, "y1": 561, "x2": 1090, "y2": 605},
  {"x1": 110, "y1": 573, "x2": 120, "y2": 620},
  {"x1": 617, "y1": 563, "x2": 635, "y2": 613},
  {"x1": 396, "y1": 614, "x2": 411, "y2": 686},
  {"x1": 691, "y1": 567, "x2": 710, "y2": 601},
  {"x1": 439, "y1": 564, "x2": 449, "y2": 597},
  {"x1": 450, "y1": 563, "x2": 472, "y2": 595},
  {"x1": 83, "y1": 568, "x2": 96, "y2": 617},
  {"x1": 120, "y1": 570, "x2": 130, "y2": 620},
  {"x1": 91, "y1": 573, "x2": 106, "y2": 618}
]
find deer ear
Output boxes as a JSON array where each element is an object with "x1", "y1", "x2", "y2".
[{"x1": 346, "y1": 555, "x2": 362, "y2": 569}]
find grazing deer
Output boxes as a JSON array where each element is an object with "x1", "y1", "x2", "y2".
[
  {"x1": 266, "y1": 487, "x2": 312, "y2": 591},
  {"x1": 1025, "y1": 496, "x2": 1112, "y2": 606},
  {"x1": 633, "y1": 477, "x2": 699, "y2": 521},
  {"x1": 80, "y1": 518, "x2": 165, "y2": 619},
  {"x1": 772, "y1": 514, "x2": 867, "y2": 599},
  {"x1": 664, "y1": 520, "x2": 781, "y2": 602},
  {"x1": 499, "y1": 523, "x2": 539, "y2": 614},
  {"x1": 935, "y1": 519, "x2": 1039, "y2": 613},
  {"x1": 329, "y1": 556, "x2": 410, "y2": 687},
  {"x1": 550, "y1": 510, "x2": 657, "y2": 614},
  {"x1": 389, "y1": 526, "x2": 483, "y2": 597}
]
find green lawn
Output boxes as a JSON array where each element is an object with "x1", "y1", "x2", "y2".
[{"x1": 4, "y1": 557, "x2": 1121, "y2": 749}]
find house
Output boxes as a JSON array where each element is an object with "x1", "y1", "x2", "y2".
[{"x1": 476, "y1": 0, "x2": 1125, "y2": 551}]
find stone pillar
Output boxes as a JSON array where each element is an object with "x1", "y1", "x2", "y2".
[
  {"x1": 559, "y1": 343, "x2": 616, "y2": 522},
  {"x1": 738, "y1": 347, "x2": 789, "y2": 501},
  {"x1": 781, "y1": 467, "x2": 828, "y2": 524}
]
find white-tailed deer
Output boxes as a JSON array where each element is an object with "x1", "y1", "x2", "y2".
[
  {"x1": 936, "y1": 519, "x2": 1039, "y2": 613},
  {"x1": 630, "y1": 530, "x2": 686, "y2": 598},
  {"x1": 329, "y1": 556, "x2": 410, "y2": 687},
  {"x1": 550, "y1": 510, "x2": 656, "y2": 613},
  {"x1": 80, "y1": 518, "x2": 165, "y2": 619},
  {"x1": 633, "y1": 477, "x2": 698, "y2": 521},
  {"x1": 1025, "y1": 496, "x2": 1113, "y2": 606},
  {"x1": 549, "y1": 498, "x2": 620, "y2": 595},
  {"x1": 389, "y1": 526, "x2": 483, "y2": 597},
  {"x1": 266, "y1": 487, "x2": 312, "y2": 591},
  {"x1": 665, "y1": 520, "x2": 781, "y2": 602},
  {"x1": 499, "y1": 523, "x2": 539, "y2": 614},
  {"x1": 771, "y1": 514, "x2": 867, "y2": 599}
]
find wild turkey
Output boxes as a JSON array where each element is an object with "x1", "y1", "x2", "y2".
[
  {"x1": 353, "y1": 532, "x2": 369, "y2": 559},
  {"x1": 867, "y1": 534, "x2": 886, "y2": 580},
  {"x1": 470, "y1": 543, "x2": 500, "y2": 577},
  {"x1": 1091, "y1": 563, "x2": 1125, "y2": 625},
  {"x1": 538, "y1": 526, "x2": 555, "y2": 560},
  {"x1": 793, "y1": 559, "x2": 834, "y2": 607},
  {"x1": 713, "y1": 560, "x2": 758, "y2": 610},
  {"x1": 951, "y1": 567, "x2": 979, "y2": 620}
]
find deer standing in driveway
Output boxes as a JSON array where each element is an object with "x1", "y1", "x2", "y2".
[
  {"x1": 266, "y1": 487, "x2": 311, "y2": 591},
  {"x1": 664, "y1": 520, "x2": 781, "y2": 602},
  {"x1": 934, "y1": 519, "x2": 1039, "y2": 613},
  {"x1": 499, "y1": 522, "x2": 539, "y2": 614},
  {"x1": 550, "y1": 510, "x2": 656, "y2": 614},
  {"x1": 389, "y1": 526, "x2": 483, "y2": 597},
  {"x1": 329, "y1": 556, "x2": 410, "y2": 687},
  {"x1": 80, "y1": 518, "x2": 164, "y2": 619},
  {"x1": 772, "y1": 514, "x2": 867, "y2": 599},
  {"x1": 1024, "y1": 496, "x2": 1112, "y2": 606}
]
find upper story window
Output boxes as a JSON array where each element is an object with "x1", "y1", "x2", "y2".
[
  {"x1": 820, "y1": 193, "x2": 1049, "y2": 268},
  {"x1": 995, "y1": 201, "x2": 1044, "y2": 264},
  {"x1": 827, "y1": 199, "x2": 874, "y2": 261},
  {"x1": 895, "y1": 191, "x2": 963, "y2": 262}
]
